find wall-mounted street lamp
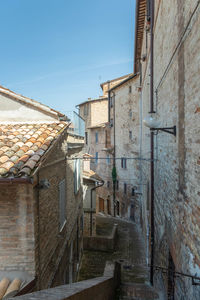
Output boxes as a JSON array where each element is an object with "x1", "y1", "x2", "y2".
[{"x1": 143, "y1": 115, "x2": 176, "y2": 136}]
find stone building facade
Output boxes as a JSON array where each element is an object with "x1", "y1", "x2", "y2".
[
  {"x1": 134, "y1": 0, "x2": 200, "y2": 299},
  {"x1": 108, "y1": 74, "x2": 140, "y2": 218},
  {"x1": 77, "y1": 75, "x2": 130, "y2": 216}
]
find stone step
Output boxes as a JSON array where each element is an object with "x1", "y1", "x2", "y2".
[{"x1": 120, "y1": 283, "x2": 159, "y2": 300}]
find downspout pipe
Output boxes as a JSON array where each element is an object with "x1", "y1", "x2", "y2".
[
  {"x1": 149, "y1": 0, "x2": 155, "y2": 286},
  {"x1": 90, "y1": 180, "x2": 104, "y2": 236},
  {"x1": 113, "y1": 92, "x2": 116, "y2": 217},
  {"x1": 149, "y1": 0, "x2": 155, "y2": 114},
  {"x1": 36, "y1": 172, "x2": 41, "y2": 290}
]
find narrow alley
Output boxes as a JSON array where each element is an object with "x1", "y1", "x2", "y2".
[{"x1": 79, "y1": 215, "x2": 160, "y2": 299}]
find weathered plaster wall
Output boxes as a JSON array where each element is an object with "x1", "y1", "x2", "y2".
[
  {"x1": 90, "y1": 100, "x2": 108, "y2": 127},
  {"x1": 0, "y1": 95, "x2": 57, "y2": 122}
]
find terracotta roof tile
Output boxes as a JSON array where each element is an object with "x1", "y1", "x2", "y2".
[
  {"x1": 0, "y1": 156, "x2": 9, "y2": 164},
  {"x1": 0, "y1": 168, "x2": 7, "y2": 175},
  {"x1": 11, "y1": 145, "x2": 20, "y2": 152},
  {"x1": 1, "y1": 146, "x2": 10, "y2": 152},
  {"x1": 31, "y1": 154, "x2": 40, "y2": 162},
  {"x1": 18, "y1": 154, "x2": 29, "y2": 162},
  {"x1": 20, "y1": 145, "x2": 29, "y2": 153},
  {"x1": 15, "y1": 150, "x2": 25, "y2": 157},
  {"x1": 4, "y1": 150, "x2": 15, "y2": 158},
  {"x1": 35, "y1": 149, "x2": 45, "y2": 156},
  {"x1": 19, "y1": 167, "x2": 31, "y2": 176},
  {"x1": 1, "y1": 161, "x2": 14, "y2": 170},
  {"x1": 10, "y1": 155, "x2": 19, "y2": 163},
  {"x1": 23, "y1": 159, "x2": 37, "y2": 169},
  {"x1": 0, "y1": 122, "x2": 68, "y2": 177},
  {"x1": 26, "y1": 149, "x2": 35, "y2": 156},
  {"x1": 25, "y1": 141, "x2": 33, "y2": 148}
]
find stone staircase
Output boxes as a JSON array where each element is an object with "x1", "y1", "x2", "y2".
[
  {"x1": 120, "y1": 282, "x2": 159, "y2": 300},
  {"x1": 79, "y1": 215, "x2": 161, "y2": 300}
]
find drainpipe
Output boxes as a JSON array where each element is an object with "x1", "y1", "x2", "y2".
[
  {"x1": 149, "y1": 0, "x2": 155, "y2": 286},
  {"x1": 36, "y1": 172, "x2": 41, "y2": 290},
  {"x1": 113, "y1": 92, "x2": 116, "y2": 217},
  {"x1": 90, "y1": 180, "x2": 104, "y2": 236}
]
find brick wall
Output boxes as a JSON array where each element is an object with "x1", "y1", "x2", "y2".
[
  {"x1": 0, "y1": 184, "x2": 35, "y2": 276},
  {"x1": 33, "y1": 131, "x2": 84, "y2": 289}
]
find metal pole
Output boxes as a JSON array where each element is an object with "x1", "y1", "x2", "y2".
[
  {"x1": 150, "y1": 131, "x2": 154, "y2": 285},
  {"x1": 150, "y1": 0, "x2": 155, "y2": 285}
]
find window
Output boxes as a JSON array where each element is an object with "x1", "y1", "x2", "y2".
[
  {"x1": 129, "y1": 131, "x2": 132, "y2": 140},
  {"x1": 146, "y1": 0, "x2": 151, "y2": 22},
  {"x1": 84, "y1": 104, "x2": 88, "y2": 116},
  {"x1": 85, "y1": 132, "x2": 88, "y2": 145},
  {"x1": 121, "y1": 158, "x2": 127, "y2": 169},
  {"x1": 116, "y1": 180, "x2": 119, "y2": 190},
  {"x1": 110, "y1": 96, "x2": 113, "y2": 108},
  {"x1": 129, "y1": 110, "x2": 133, "y2": 119},
  {"x1": 74, "y1": 159, "x2": 81, "y2": 194},
  {"x1": 107, "y1": 181, "x2": 110, "y2": 188},
  {"x1": 59, "y1": 179, "x2": 66, "y2": 231},
  {"x1": 132, "y1": 188, "x2": 135, "y2": 196},
  {"x1": 124, "y1": 183, "x2": 127, "y2": 194},
  {"x1": 106, "y1": 154, "x2": 110, "y2": 165},
  {"x1": 110, "y1": 119, "x2": 113, "y2": 127},
  {"x1": 95, "y1": 152, "x2": 98, "y2": 164},
  {"x1": 95, "y1": 132, "x2": 98, "y2": 143},
  {"x1": 129, "y1": 86, "x2": 132, "y2": 93}
]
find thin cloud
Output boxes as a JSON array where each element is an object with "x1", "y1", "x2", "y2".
[{"x1": 8, "y1": 58, "x2": 133, "y2": 86}]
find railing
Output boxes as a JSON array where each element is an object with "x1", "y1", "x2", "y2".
[{"x1": 67, "y1": 111, "x2": 85, "y2": 137}]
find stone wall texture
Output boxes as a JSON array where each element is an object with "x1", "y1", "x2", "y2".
[
  {"x1": 109, "y1": 76, "x2": 140, "y2": 218},
  {"x1": 139, "y1": 0, "x2": 200, "y2": 299}
]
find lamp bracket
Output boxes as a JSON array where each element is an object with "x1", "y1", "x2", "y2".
[{"x1": 150, "y1": 126, "x2": 176, "y2": 136}]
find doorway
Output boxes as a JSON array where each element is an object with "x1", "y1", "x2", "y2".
[{"x1": 99, "y1": 197, "x2": 104, "y2": 212}]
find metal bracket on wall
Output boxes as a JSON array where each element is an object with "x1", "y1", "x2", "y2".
[
  {"x1": 149, "y1": 265, "x2": 200, "y2": 286},
  {"x1": 150, "y1": 126, "x2": 176, "y2": 136}
]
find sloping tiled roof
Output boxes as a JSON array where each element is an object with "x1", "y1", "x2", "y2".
[
  {"x1": 83, "y1": 170, "x2": 103, "y2": 182},
  {"x1": 0, "y1": 122, "x2": 68, "y2": 178},
  {"x1": 0, "y1": 85, "x2": 66, "y2": 120}
]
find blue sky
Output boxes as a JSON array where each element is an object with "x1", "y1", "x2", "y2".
[{"x1": 0, "y1": 0, "x2": 135, "y2": 114}]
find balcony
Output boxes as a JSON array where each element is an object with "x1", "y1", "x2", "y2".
[{"x1": 67, "y1": 111, "x2": 85, "y2": 138}]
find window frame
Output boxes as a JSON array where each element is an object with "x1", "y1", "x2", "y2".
[
  {"x1": 59, "y1": 179, "x2": 66, "y2": 231},
  {"x1": 95, "y1": 152, "x2": 98, "y2": 164},
  {"x1": 121, "y1": 157, "x2": 127, "y2": 169},
  {"x1": 74, "y1": 158, "x2": 81, "y2": 194},
  {"x1": 95, "y1": 131, "x2": 98, "y2": 144}
]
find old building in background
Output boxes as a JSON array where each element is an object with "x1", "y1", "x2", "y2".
[
  {"x1": 108, "y1": 74, "x2": 140, "y2": 219},
  {"x1": 82, "y1": 154, "x2": 103, "y2": 236},
  {"x1": 134, "y1": 0, "x2": 200, "y2": 299},
  {"x1": 77, "y1": 74, "x2": 131, "y2": 217},
  {"x1": 0, "y1": 86, "x2": 84, "y2": 297}
]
